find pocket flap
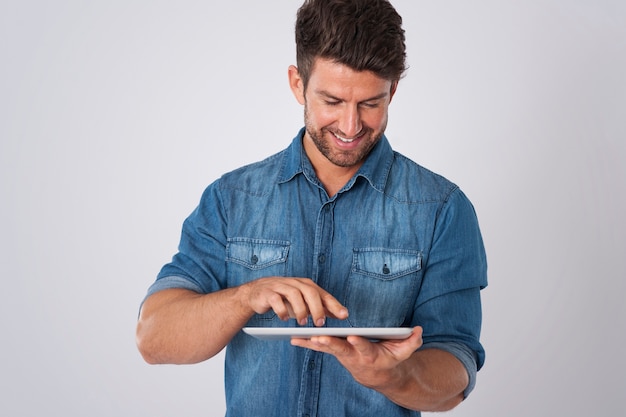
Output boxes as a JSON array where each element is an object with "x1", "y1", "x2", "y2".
[
  {"x1": 226, "y1": 238, "x2": 290, "y2": 270},
  {"x1": 353, "y1": 248, "x2": 422, "y2": 280}
]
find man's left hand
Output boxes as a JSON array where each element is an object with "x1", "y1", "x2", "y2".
[{"x1": 290, "y1": 326, "x2": 423, "y2": 389}]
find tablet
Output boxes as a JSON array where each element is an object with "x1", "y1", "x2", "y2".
[{"x1": 243, "y1": 327, "x2": 413, "y2": 341}]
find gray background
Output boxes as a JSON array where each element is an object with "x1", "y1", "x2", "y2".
[{"x1": 1, "y1": 1, "x2": 624, "y2": 416}]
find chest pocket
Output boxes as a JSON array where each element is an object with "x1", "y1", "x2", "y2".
[
  {"x1": 226, "y1": 238, "x2": 290, "y2": 324},
  {"x1": 345, "y1": 248, "x2": 422, "y2": 327}
]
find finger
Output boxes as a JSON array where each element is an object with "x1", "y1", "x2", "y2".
[
  {"x1": 284, "y1": 300, "x2": 310, "y2": 326},
  {"x1": 249, "y1": 277, "x2": 346, "y2": 326},
  {"x1": 292, "y1": 335, "x2": 352, "y2": 356},
  {"x1": 314, "y1": 335, "x2": 353, "y2": 356},
  {"x1": 275, "y1": 288, "x2": 309, "y2": 324},
  {"x1": 409, "y1": 326, "x2": 424, "y2": 348},
  {"x1": 318, "y1": 290, "x2": 349, "y2": 320},
  {"x1": 346, "y1": 335, "x2": 374, "y2": 354},
  {"x1": 404, "y1": 326, "x2": 423, "y2": 347},
  {"x1": 370, "y1": 327, "x2": 424, "y2": 362},
  {"x1": 297, "y1": 286, "x2": 328, "y2": 327},
  {"x1": 266, "y1": 292, "x2": 291, "y2": 321},
  {"x1": 289, "y1": 279, "x2": 342, "y2": 326},
  {"x1": 285, "y1": 302, "x2": 296, "y2": 319}
]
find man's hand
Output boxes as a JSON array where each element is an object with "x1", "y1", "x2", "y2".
[
  {"x1": 291, "y1": 328, "x2": 468, "y2": 411},
  {"x1": 290, "y1": 327, "x2": 423, "y2": 389},
  {"x1": 137, "y1": 277, "x2": 347, "y2": 364},
  {"x1": 243, "y1": 277, "x2": 349, "y2": 326}
]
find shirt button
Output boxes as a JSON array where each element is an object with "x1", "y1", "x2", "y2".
[
  {"x1": 382, "y1": 264, "x2": 390, "y2": 274},
  {"x1": 308, "y1": 360, "x2": 315, "y2": 370},
  {"x1": 250, "y1": 254, "x2": 258, "y2": 264},
  {"x1": 318, "y1": 254, "x2": 326, "y2": 264}
]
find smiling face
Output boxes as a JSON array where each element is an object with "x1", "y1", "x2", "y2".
[{"x1": 289, "y1": 58, "x2": 397, "y2": 174}]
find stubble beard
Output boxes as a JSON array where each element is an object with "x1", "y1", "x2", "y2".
[{"x1": 303, "y1": 105, "x2": 386, "y2": 168}]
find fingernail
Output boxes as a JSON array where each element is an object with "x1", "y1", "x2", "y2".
[
  {"x1": 316, "y1": 317, "x2": 325, "y2": 327},
  {"x1": 299, "y1": 318, "x2": 308, "y2": 326}
]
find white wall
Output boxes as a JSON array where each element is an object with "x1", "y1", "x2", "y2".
[{"x1": 1, "y1": 1, "x2": 624, "y2": 416}]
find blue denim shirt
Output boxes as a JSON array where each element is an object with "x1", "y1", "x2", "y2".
[{"x1": 147, "y1": 129, "x2": 487, "y2": 417}]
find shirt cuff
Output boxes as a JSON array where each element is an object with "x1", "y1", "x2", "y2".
[
  {"x1": 419, "y1": 341, "x2": 479, "y2": 399},
  {"x1": 141, "y1": 275, "x2": 205, "y2": 306}
]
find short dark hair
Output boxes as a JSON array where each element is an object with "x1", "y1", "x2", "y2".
[{"x1": 295, "y1": 0, "x2": 407, "y2": 89}]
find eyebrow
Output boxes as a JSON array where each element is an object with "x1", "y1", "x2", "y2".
[{"x1": 315, "y1": 89, "x2": 389, "y2": 103}]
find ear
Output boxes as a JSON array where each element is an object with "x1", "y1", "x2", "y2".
[
  {"x1": 288, "y1": 65, "x2": 306, "y2": 105},
  {"x1": 389, "y1": 81, "x2": 398, "y2": 104}
]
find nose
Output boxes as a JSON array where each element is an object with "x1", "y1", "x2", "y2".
[{"x1": 337, "y1": 105, "x2": 362, "y2": 139}]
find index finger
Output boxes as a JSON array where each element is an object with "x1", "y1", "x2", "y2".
[{"x1": 294, "y1": 279, "x2": 348, "y2": 326}]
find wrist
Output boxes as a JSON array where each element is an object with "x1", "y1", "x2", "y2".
[
  {"x1": 371, "y1": 365, "x2": 407, "y2": 392},
  {"x1": 231, "y1": 283, "x2": 257, "y2": 323}
]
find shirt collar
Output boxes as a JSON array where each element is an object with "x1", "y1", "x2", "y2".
[{"x1": 278, "y1": 127, "x2": 394, "y2": 193}]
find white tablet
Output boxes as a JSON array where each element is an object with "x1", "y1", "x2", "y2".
[{"x1": 243, "y1": 327, "x2": 413, "y2": 341}]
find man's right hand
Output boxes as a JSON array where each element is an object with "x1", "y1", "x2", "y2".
[
  {"x1": 137, "y1": 277, "x2": 348, "y2": 364},
  {"x1": 242, "y1": 277, "x2": 349, "y2": 327}
]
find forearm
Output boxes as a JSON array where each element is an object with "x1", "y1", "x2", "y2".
[
  {"x1": 374, "y1": 348, "x2": 468, "y2": 412},
  {"x1": 136, "y1": 287, "x2": 253, "y2": 364}
]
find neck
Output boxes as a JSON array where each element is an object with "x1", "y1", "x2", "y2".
[{"x1": 302, "y1": 136, "x2": 362, "y2": 197}]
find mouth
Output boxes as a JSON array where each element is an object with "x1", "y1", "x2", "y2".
[{"x1": 332, "y1": 131, "x2": 365, "y2": 144}]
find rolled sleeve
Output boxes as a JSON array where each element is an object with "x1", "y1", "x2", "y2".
[
  {"x1": 139, "y1": 276, "x2": 206, "y2": 313},
  {"x1": 420, "y1": 341, "x2": 478, "y2": 399},
  {"x1": 145, "y1": 275, "x2": 204, "y2": 298}
]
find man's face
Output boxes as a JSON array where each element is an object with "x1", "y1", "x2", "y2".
[{"x1": 290, "y1": 58, "x2": 396, "y2": 170}]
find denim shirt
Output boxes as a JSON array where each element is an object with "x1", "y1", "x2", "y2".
[{"x1": 147, "y1": 129, "x2": 488, "y2": 417}]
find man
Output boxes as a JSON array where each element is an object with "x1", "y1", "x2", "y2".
[{"x1": 136, "y1": 0, "x2": 487, "y2": 415}]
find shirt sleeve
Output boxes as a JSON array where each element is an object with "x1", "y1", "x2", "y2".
[
  {"x1": 148, "y1": 180, "x2": 230, "y2": 297},
  {"x1": 419, "y1": 341, "x2": 479, "y2": 399},
  {"x1": 413, "y1": 187, "x2": 488, "y2": 388},
  {"x1": 144, "y1": 275, "x2": 205, "y2": 298}
]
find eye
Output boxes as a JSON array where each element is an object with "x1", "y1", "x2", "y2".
[
  {"x1": 361, "y1": 102, "x2": 380, "y2": 109},
  {"x1": 324, "y1": 100, "x2": 340, "y2": 106}
]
